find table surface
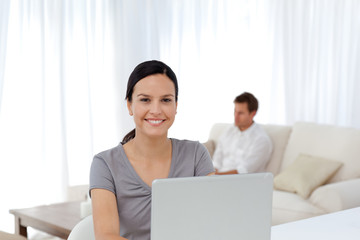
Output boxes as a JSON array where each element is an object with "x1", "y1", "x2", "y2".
[
  {"x1": 10, "y1": 202, "x2": 360, "y2": 240},
  {"x1": 271, "y1": 207, "x2": 360, "y2": 240},
  {"x1": 9, "y1": 201, "x2": 83, "y2": 239}
]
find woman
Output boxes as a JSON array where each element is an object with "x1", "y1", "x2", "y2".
[{"x1": 90, "y1": 60, "x2": 215, "y2": 240}]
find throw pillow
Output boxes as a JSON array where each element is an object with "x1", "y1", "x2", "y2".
[{"x1": 274, "y1": 153, "x2": 343, "y2": 198}]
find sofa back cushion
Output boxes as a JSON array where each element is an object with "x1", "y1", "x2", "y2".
[
  {"x1": 261, "y1": 125, "x2": 292, "y2": 175},
  {"x1": 208, "y1": 123, "x2": 291, "y2": 176},
  {"x1": 281, "y1": 122, "x2": 360, "y2": 183},
  {"x1": 208, "y1": 123, "x2": 233, "y2": 144}
]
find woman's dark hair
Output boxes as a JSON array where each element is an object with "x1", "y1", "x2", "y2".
[{"x1": 122, "y1": 60, "x2": 179, "y2": 144}]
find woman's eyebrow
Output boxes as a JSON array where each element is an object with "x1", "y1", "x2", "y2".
[
  {"x1": 137, "y1": 94, "x2": 151, "y2": 97},
  {"x1": 162, "y1": 94, "x2": 175, "y2": 98}
]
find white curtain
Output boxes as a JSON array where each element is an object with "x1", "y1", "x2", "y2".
[
  {"x1": 158, "y1": 0, "x2": 275, "y2": 141},
  {"x1": 0, "y1": 0, "x2": 11, "y2": 110},
  {"x1": 0, "y1": 0, "x2": 140, "y2": 232},
  {"x1": 269, "y1": 0, "x2": 360, "y2": 127},
  {"x1": 163, "y1": 0, "x2": 360, "y2": 141},
  {"x1": 1, "y1": 0, "x2": 360, "y2": 233}
]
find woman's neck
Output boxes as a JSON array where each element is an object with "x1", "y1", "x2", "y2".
[{"x1": 127, "y1": 134, "x2": 171, "y2": 160}]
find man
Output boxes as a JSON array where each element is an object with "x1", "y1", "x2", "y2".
[{"x1": 213, "y1": 92, "x2": 273, "y2": 174}]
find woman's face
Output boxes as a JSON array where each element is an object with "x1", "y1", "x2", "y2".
[{"x1": 127, "y1": 74, "x2": 177, "y2": 139}]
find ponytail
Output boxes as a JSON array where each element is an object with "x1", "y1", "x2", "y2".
[{"x1": 122, "y1": 128, "x2": 135, "y2": 144}]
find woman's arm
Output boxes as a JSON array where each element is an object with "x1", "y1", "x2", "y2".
[{"x1": 91, "y1": 188, "x2": 128, "y2": 240}]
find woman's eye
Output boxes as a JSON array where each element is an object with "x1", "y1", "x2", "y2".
[
  {"x1": 162, "y1": 98, "x2": 172, "y2": 103},
  {"x1": 140, "y1": 98, "x2": 150, "y2": 102}
]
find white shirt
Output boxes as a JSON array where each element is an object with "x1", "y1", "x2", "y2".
[{"x1": 212, "y1": 123, "x2": 273, "y2": 173}]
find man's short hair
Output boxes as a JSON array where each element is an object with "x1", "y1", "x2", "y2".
[{"x1": 234, "y1": 92, "x2": 258, "y2": 112}]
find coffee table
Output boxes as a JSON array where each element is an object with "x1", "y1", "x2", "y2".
[
  {"x1": 271, "y1": 207, "x2": 360, "y2": 240},
  {"x1": 9, "y1": 201, "x2": 83, "y2": 239}
]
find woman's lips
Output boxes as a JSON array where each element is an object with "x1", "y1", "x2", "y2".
[{"x1": 146, "y1": 119, "x2": 165, "y2": 126}]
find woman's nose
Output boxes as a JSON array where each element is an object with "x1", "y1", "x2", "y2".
[{"x1": 150, "y1": 102, "x2": 161, "y2": 114}]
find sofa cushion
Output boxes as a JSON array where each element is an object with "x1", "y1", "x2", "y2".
[
  {"x1": 309, "y1": 178, "x2": 360, "y2": 212},
  {"x1": 272, "y1": 190, "x2": 326, "y2": 225},
  {"x1": 280, "y1": 122, "x2": 360, "y2": 183},
  {"x1": 261, "y1": 124, "x2": 292, "y2": 175},
  {"x1": 274, "y1": 154, "x2": 343, "y2": 198},
  {"x1": 208, "y1": 123, "x2": 232, "y2": 144}
]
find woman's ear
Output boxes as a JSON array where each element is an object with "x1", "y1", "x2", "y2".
[{"x1": 127, "y1": 100, "x2": 133, "y2": 116}]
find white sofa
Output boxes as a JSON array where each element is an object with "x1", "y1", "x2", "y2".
[{"x1": 204, "y1": 122, "x2": 360, "y2": 225}]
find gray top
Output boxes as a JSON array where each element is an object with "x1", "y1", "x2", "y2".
[{"x1": 90, "y1": 138, "x2": 214, "y2": 240}]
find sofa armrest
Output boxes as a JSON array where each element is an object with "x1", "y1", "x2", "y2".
[
  {"x1": 309, "y1": 178, "x2": 360, "y2": 212},
  {"x1": 202, "y1": 140, "x2": 216, "y2": 158}
]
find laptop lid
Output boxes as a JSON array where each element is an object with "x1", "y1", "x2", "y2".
[{"x1": 151, "y1": 173, "x2": 273, "y2": 240}]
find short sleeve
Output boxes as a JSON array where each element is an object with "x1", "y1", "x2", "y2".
[
  {"x1": 89, "y1": 154, "x2": 116, "y2": 196},
  {"x1": 195, "y1": 142, "x2": 215, "y2": 176}
]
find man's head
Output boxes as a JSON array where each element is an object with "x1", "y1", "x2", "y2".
[{"x1": 233, "y1": 92, "x2": 258, "y2": 131}]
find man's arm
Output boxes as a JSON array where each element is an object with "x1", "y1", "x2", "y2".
[
  {"x1": 214, "y1": 135, "x2": 273, "y2": 174},
  {"x1": 235, "y1": 136, "x2": 273, "y2": 173},
  {"x1": 215, "y1": 169, "x2": 238, "y2": 175}
]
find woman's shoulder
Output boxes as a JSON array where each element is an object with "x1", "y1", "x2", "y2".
[
  {"x1": 171, "y1": 138, "x2": 206, "y2": 153},
  {"x1": 171, "y1": 138, "x2": 200, "y2": 146},
  {"x1": 94, "y1": 142, "x2": 124, "y2": 161}
]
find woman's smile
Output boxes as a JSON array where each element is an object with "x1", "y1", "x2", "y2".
[{"x1": 146, "y1": 118, "x2": 165, "y2": 126}]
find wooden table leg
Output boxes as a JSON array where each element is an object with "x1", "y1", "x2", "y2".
[{"x1": 14, "y1": 216, "x2": 28, "y2": 238}]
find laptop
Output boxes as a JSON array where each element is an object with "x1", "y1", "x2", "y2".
[{"x1": 151, "y1": 173, "x2": 273, "y2": 240}]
